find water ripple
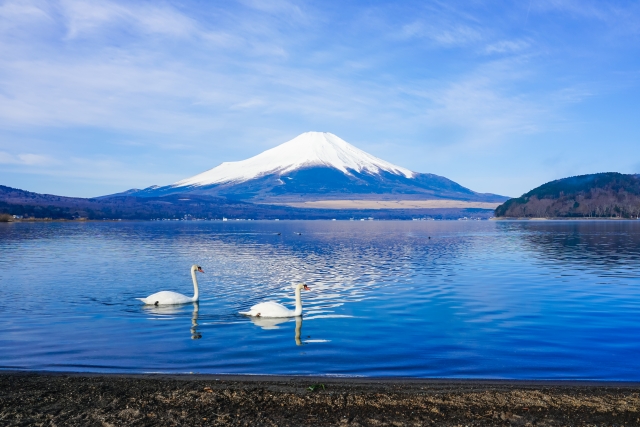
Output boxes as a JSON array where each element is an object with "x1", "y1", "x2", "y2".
[{"x1": 1, "y1": 220, "x2": 640, "y2": 378}]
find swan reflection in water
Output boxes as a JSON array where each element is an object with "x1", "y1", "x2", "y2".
[
  {"x1": 142, "y1": 302, "x2": 201, "y2": 340},
  {"x1": 247, "y1": 315, "x2": 304, "y2": 346}
]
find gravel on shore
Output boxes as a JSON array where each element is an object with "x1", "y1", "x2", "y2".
[{"x1": 1, "y1": 372, "x2": 639, "y2": 426}]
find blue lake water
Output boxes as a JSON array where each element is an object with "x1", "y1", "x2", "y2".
[{"x1": 1, "y1": 220, "x2": 640, "y2": 380}]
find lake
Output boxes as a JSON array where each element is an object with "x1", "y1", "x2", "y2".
[{"x1": 1, "y1": 220, "x2": 639, "y2": 380}]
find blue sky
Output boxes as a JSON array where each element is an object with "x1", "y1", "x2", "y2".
[{"x1": 1, "y1": 0, "x2": 639, "y2": 198}]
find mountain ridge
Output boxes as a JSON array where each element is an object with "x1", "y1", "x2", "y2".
[
  {"x1": 175, "y1": 131, "x2": 414, "y2": 187},
  {"x1": 0, "y1": 184, "x2": 496, "y2": 220},
  {"x1": 108, "y1": 132, "x2": 507, "y2": 203}
]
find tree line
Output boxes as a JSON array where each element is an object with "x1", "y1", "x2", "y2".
[{"x1": 495, "y1": 173, "x2": 640, "y2": 218}]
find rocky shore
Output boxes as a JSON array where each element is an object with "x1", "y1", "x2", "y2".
[{"x1": 1, "y1": 372, "x2": 639, "y2": 426}]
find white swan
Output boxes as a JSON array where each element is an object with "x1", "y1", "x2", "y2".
[
  {"x1": 239, "y1": 283, "x2": 310, "y2": 317},
  {"x1": 137, "y1": 265, "x2": 204, "y2": 305}
]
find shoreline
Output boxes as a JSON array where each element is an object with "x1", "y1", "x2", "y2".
[
  {"x1": 2, "y1": 372, "x2": 639, "y2": 426},
  {"x1": 492, "y1": 216, "x2": 640, "y2": 221},
  {"x1": 3, "y1": 217, "x2": 640, "y2": 223},
  {"x1": 5, "y1": 370, "x2": 640, "y2": 386}
]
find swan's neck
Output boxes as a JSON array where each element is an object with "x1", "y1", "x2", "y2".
[
  {"x1": 293, "y1": 287, "x2": 302, "y2": 316},
  {"x1": 191, "y1": 269, "x2": 199, "y2": 302}
]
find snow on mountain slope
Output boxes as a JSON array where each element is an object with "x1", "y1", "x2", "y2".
[{"x1": 173, "y1": 132, "x2": 415, "y2": 188}]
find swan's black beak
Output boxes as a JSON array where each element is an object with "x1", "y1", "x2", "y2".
[
  {"x1": 197, "y1": 267, "x2": 204, "y2": 273},
  {"x1": 303, "y1": 284, "x2": 310, "y2": 291}
]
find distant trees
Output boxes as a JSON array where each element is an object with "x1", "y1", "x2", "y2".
[
  {"x1": 495, "y1": 173, "x2": 640, "y2": 218},
  {"x1": 0, "y1": 201, "x2": 74, "y2": 219}
]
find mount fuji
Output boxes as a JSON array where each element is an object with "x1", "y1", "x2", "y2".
[{"x1": 112, "y1": 132, "x2": 506, "y2": 203}]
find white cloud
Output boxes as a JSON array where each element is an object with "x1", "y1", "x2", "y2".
[
  {"x1": 238, "y1": 0, "x2": 306, "y2": 21},
  {"x1": 0, "y1": 152, "x2": 181, "y2": 187},
  {"x1": 65, "y1": 156, "x2": 181, "y2": 184},
  {"x1": 393, "y1": 57, "x2": 548, "y2": 151},
  {"x1": 0, "y1": 151, "x2": 55, "y2": 165},
  {"x1": 484, "y1": 40, "x2": 530, "y2": 55},
  {"x1": 230, "y1": 98, "x2": 267, "y2": 110},
  {"x1": 537, "y1": 0, "x2": 616, "y2": 22},
  {"x1": 0, "y1": 0, "x2": 638, "y2": 198},
  {"x1": 534, "y1": 0, "x2": 640, "y2": 34},
  {"x1": 0, "y1": 0, "x2": 51, "y2": 30},
  {"x1": 398, "y1": 20, "x2": 482, "y2": 46},
  {"x1": 0, "y1": 0, "x2": 591, "y2": 150},
  {"x1": 59, "y1": 0, "x2": 199, "y2": 39},
  {"x1": 551, "y1": 87, "x2": 592, "y2": 104}
]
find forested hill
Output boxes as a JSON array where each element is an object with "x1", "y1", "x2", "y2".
[{"x1": 495, "y1": 173, "x2": 640, "y2": 218}]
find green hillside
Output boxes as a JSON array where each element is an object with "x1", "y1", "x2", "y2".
[{"x1": 495, "y1": 173, "x2": 640, "y2": 218}]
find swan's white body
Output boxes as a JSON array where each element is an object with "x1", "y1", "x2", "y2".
[
  {"x1": 137, "y1": 265, "x2": 203, "y2": 305},
  {"x1": 240, "y1": 284, "x2": 309, "y2": 318},
  {"x1": 138, "y1": 290, "x2": 194, "y2": 305}
]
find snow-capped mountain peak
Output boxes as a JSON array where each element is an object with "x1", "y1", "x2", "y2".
[{"x1": 173, "y1": 132, "x2": 415, "y2": 188}]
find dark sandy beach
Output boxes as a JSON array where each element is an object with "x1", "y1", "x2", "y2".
[{"x1": 1, "y1": 372, "x2": 639, "y2": 426}]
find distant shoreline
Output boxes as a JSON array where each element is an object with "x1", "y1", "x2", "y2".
[
  {"x1": 0, "y1": 218, "x2": 121, "y2": 222},
  {"x1": 3, "y1": 217, "x2": 640, "y2": 223},
  {"x1": 493, "y1": 217, "x2": 640, "y2": 221},
  {"x1": 2, "y1": 371, "x2": 639, "y2": 426}
]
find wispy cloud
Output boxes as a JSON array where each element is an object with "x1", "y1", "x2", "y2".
[
  {"x1": 0, "y1": 0, "x2": 51, "y2": 29},
  {"x1": 389, "y1": 54, "x2": 548, "y2": 144},
  {"x1": 237, "y1": 0, "x2": 306, "y2": 21},
  {"x1": 533, "y1": 0, "x2": 640, "y2": 34},
  {"x1": 0, "y1": 151, "x2": 55, "y2": 165},
  {"x1": 0, "y1": 0, "x2": 639, "y2": 197},
  {"x1": 1, "y1": 152, "x2": 181, "y2": 186},
  {"x1": 230, "y1": 98, "x2": 267, "y2": 110},
  {"x1": 59, "y1": 0, "x2": 199, "y2": 39},
  {"x1": 398, "y1": 21, "x2": 482, "y2": 46},
  {"x1": 380, "y1": 1, "x2": 486, "y2": 48},
  {"x1": 484, "y1": 40, "x2": 530, "y2": 55}
]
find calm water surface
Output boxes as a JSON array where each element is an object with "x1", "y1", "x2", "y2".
[{"x1": 1, "y1": 220, "x2": 639, "y2": 379}]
